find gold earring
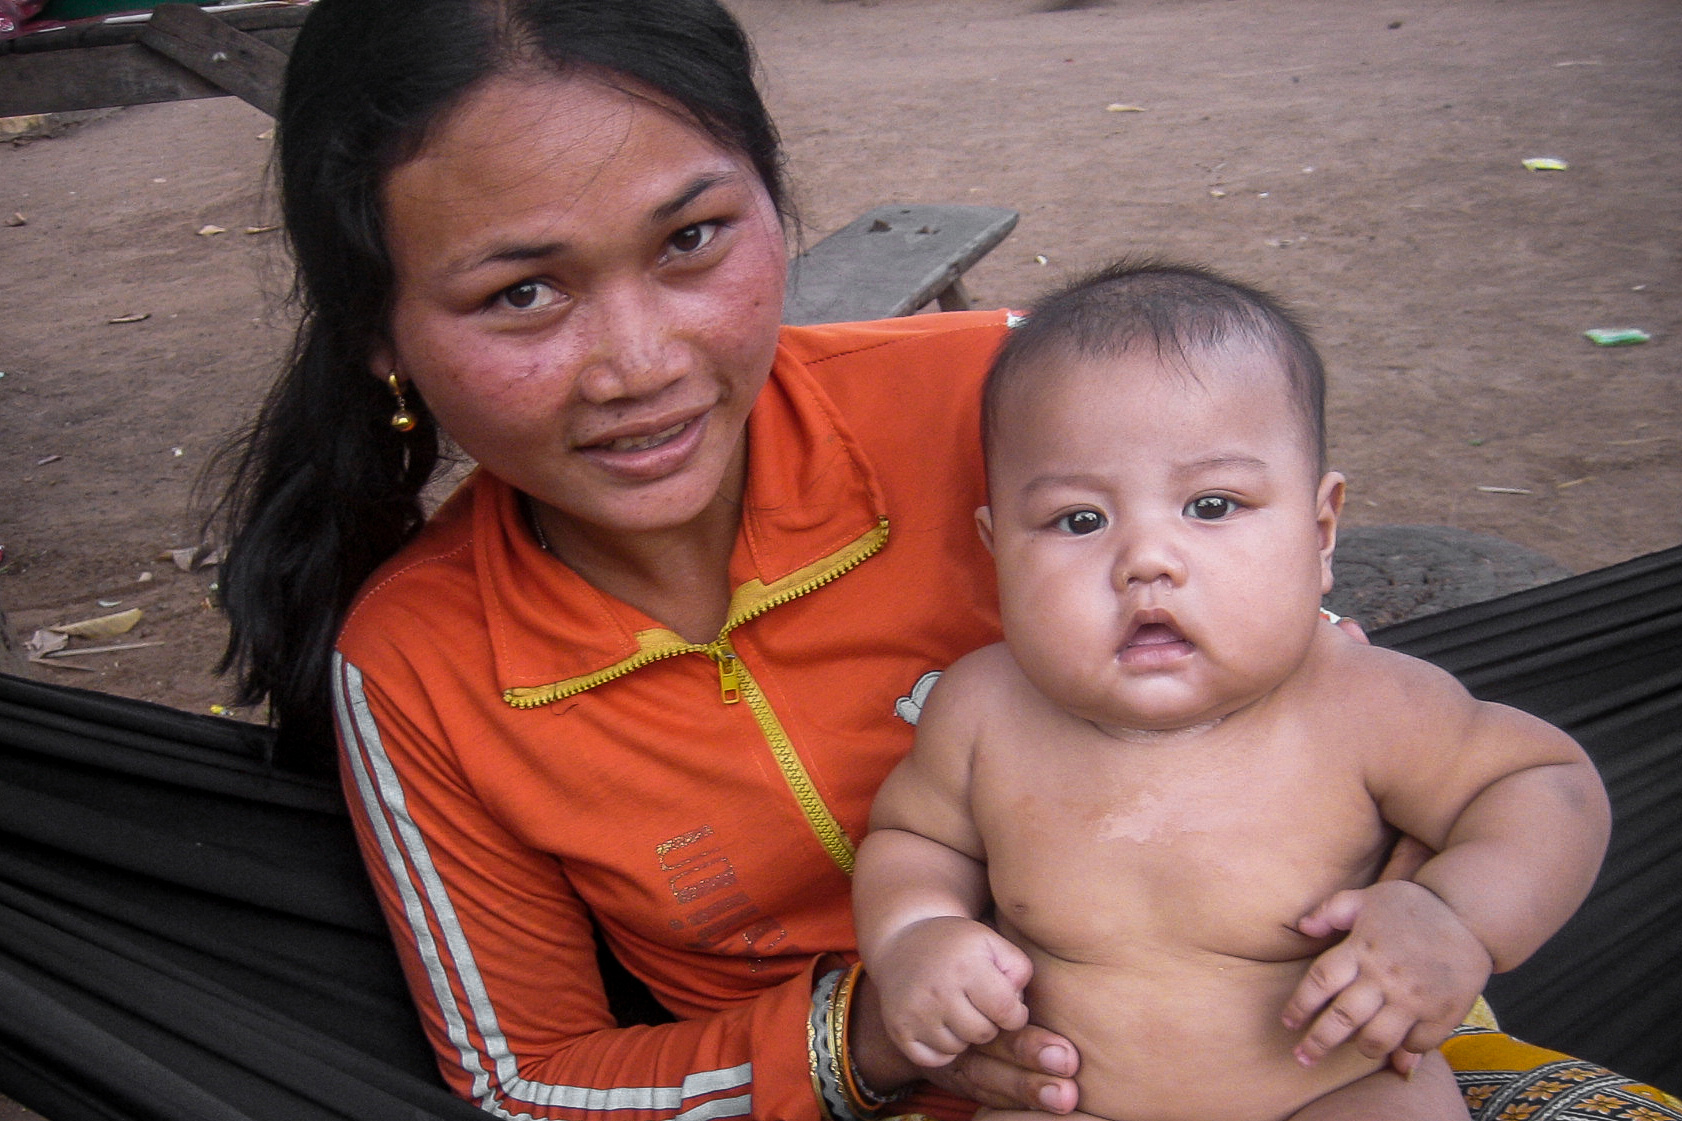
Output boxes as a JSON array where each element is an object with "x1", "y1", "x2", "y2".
[{"x1": 387, "y1": 372, "x2": 417, "y2": 433}]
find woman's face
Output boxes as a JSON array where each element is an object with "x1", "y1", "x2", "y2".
[{"x1": 374, "y1": 72, "x2": 787, "y2": 545}]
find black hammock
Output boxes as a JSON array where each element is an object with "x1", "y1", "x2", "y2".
[{"x1": 2, "y1": 545, "x2": 1680, "y2": 1121}]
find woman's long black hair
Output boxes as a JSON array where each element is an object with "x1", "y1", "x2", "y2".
[{"x1": 214, "y1": 0, "x2": 790, "y2": 772}]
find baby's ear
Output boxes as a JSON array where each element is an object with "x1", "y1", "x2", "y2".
[
  {"x1": 975, "y1": 506, "x2": 996, "y2": 555},
  {"x1": 1316, "y1": 473, "x2": 1346, "y2": 594}
]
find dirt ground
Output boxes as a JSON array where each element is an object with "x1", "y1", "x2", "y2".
[{"x1": 1, "y1": 0, "x2": 1678, "y2": 725}]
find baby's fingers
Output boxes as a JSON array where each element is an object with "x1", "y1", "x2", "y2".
[
  {"x1": 968, "y1": 966, "x2": 1031, "y2": 1035},
  {"x1": 1292, "y1": 981, "x2": 1383, "y2": 1067},
  {"x1": 902, "y1": 1034, "x2": 965, "y2": 1069},
  {"x1": 1345, "y1": 1003, "x2": 1421, "y2": 1062},
  {"x1": 1293, "y1": 889, "x2": 1364, "y2": 941},
  {"x1": 1280, "y1": 945, "x2": 1357, "y2": 1032},
  {"x1": 899, "y1": 1006, "x2": 1007, "y2": 1068}
]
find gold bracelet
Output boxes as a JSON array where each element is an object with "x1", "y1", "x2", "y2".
[{"x1": 834, "y1": 962, "x2": 910, "y2": 1119}]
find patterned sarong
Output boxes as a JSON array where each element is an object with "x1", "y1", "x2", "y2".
[{"x1": 1446, "y1": 1000, "x2": 1682, "y2": 1121}]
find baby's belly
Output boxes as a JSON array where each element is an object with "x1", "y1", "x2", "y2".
[{"x1": 1024, "y1": 944, "x2": 1384, "y2": 1121}]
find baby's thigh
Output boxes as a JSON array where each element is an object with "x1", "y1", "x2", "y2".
[{"x1": 1290, "y1": 1051, "x2": 1466, "y2": 1121}]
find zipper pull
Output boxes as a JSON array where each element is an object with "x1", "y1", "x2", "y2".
[{"x1": 716, "y1": 651, "x2": 742, "y2": 705}]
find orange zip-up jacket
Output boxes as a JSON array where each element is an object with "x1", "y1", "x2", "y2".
[{"x1": 333, "y1": 312, "x2": 1011, "y2": 1121}]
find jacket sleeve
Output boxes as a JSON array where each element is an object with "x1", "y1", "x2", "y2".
[{"x1": 331, "y1": 652, "x2": 827, "y2": 1121}]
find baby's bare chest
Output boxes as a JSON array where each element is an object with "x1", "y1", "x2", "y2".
[{"x1": 971, "y1": 729, "x2": 1391, "y2": 965}]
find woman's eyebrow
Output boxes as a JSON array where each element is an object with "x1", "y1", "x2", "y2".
[
  {"x1": 451, "y1": 173, "x2": 737, "y2": 274},
  {"x1": 651, "y1": 173, "x2": 732, "y2": 224},
  {"x1": 467, "y1": 241, "x2": 564, "y2": 269}
]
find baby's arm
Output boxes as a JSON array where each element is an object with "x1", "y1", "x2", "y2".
[
  {"x1": 855, "y1": 831, "x2": 1033, "y2": 1067},
  {"x1": 855, "y1": 654, "x2": 1033, "y2": 1068},
  {"x1": 1285, "y1": 650, "x2": 1610, "y2": 1067}
]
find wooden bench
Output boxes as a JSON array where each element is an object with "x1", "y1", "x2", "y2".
[{"x1": 783, "y1": 204, "x2": 1020, "y2": 324}]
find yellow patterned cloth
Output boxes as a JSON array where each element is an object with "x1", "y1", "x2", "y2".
[{"x1": 1446, "y1": 1000, "x2": 1681, "y2": 1121}]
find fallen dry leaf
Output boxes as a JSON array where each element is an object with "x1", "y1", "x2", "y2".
[
  {"x1": 197, "y1": 224, "x2": 227, "y2": 237},
  {"x1": 161, "y1": 543, "x2": 225, "y2": 571},
  {"x1": 26, "y1": 629, "x2": 68, "y2": 657},
  {"x1": 108, "y1": 312, "x2": 150, "y2": 324},
  {"x1": 50, "y1": 607, "x2": 143, "y2": 639},
  {"x1": 5, "y1": 212, "x2": 24, "y2": 227}
]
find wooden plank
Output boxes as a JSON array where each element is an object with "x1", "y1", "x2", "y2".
[
  {"x1": 0, "y1": 42, "x2": 222, "y2": 114},
  {"x1": 783, "y1": 204, "x2": 1019, "y2": 325},
  {"x1": 137, "y1": 3, "x2": 287, "y2": 116},
  {"x1": 0, "y1": 5, "x2": 304, "y2": 116}
]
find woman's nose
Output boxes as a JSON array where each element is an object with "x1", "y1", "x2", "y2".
[{"x1": 579, "y1": 282, "x2": 689, "y2": 403}]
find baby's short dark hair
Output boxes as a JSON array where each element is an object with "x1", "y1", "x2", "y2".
[{"x1": 984, "y1": 258, "x2": 1327, "y2": 471}]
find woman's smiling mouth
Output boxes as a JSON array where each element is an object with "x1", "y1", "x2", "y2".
[{"x1": 578, "y1": 410, "x2": 714, "y2": 482}]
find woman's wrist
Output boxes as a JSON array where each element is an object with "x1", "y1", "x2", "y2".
[
  {"x1": 810, "y1": 963, "x2": 917, "y2": 1121},
  {"x1": 845, "y1": 965, "x2": 921, "y2": 1101}
]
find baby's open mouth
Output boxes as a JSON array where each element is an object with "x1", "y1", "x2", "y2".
[
  {"x1": 1119, "y1": 619, "x2": 1194, "y2": 665},
  {"x1": 1126, "y1": 622, "x2": 1184, "y2": 648}
]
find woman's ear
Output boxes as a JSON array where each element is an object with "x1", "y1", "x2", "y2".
[
  {"x1": 1316, "y1": 472, "x2": 1346, "y2": 594},
  {"x1": 975, "y1": 506, "x2": 996, "y2": 555},
  {"x1": 368, "y1": 340, "x2": 397, "y2": 386}
]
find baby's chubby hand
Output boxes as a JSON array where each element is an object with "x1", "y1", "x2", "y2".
[
  {"x1": 1283, "y1": 880, "x2": 1492, "y2": 1073},
  {"x1": 872, "y1": 916, "x2": 1034, "y2": 1068}
]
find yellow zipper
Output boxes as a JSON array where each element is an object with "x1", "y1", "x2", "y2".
[
  {"x1": 501, "y1": 516, "x2": 889, "y2": 875},
  {"x1": 715, "y1": 639, "x2": 856, "y2": 875},
  {"x1": 716, "y1": 650, "x2": 743, "y2": 704}
]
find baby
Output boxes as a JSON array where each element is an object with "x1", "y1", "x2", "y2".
[{"x1": 854, "y1": 261, "x2": 1610, "y2": 1121}]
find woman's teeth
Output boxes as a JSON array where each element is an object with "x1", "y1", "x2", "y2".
[{"x1": 605, "y1": 420, "x2": 687, "y2": 452}]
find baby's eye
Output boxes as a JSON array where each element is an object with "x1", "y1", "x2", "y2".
[
  {"x1": 1185, "y1": 496, "x2": 1239, "y2": 521},
  {"x1": 496, "y1": 280, "x2": 562, "y2": 311},
  {"x1": 667, "y1": 221, "x2": 721, "y2": 257},
  {"x1": 1056, "y1": 509, "x2": 1107, "y2": 535}
]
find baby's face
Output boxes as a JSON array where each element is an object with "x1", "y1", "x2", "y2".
[{"x1": 979, "y1": 341, "x2": 1342, "y2": 736}]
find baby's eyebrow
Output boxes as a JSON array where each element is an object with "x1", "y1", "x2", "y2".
[
  {"x1": 1173, "y1": 453, "x2": 1269, "y2": 479},
  {"x1": 1021, "y1": 472, "x2": 1110, "y2": 496}
]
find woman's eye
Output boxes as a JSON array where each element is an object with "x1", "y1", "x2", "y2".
[
  {"x1": 1185, "y1": 496, "x2": 1238, "y2": 521},
  {"x1": 497, "y1": 280, "x2": 561, "y2": 311},
  {"x1": 667, "y1": 221, "x2": 720, "y2": 257},
  {"x1": 1056, "y1": 509, "x2": 1107, "y2": 535}
]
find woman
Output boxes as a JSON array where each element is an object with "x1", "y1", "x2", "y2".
[
  {"x1": 221, "y1": 2, "x2": 1063, "y2": 1116},
  {"x1": 216, "y1": 2, "x2": 1671, "y2": 1119}
]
